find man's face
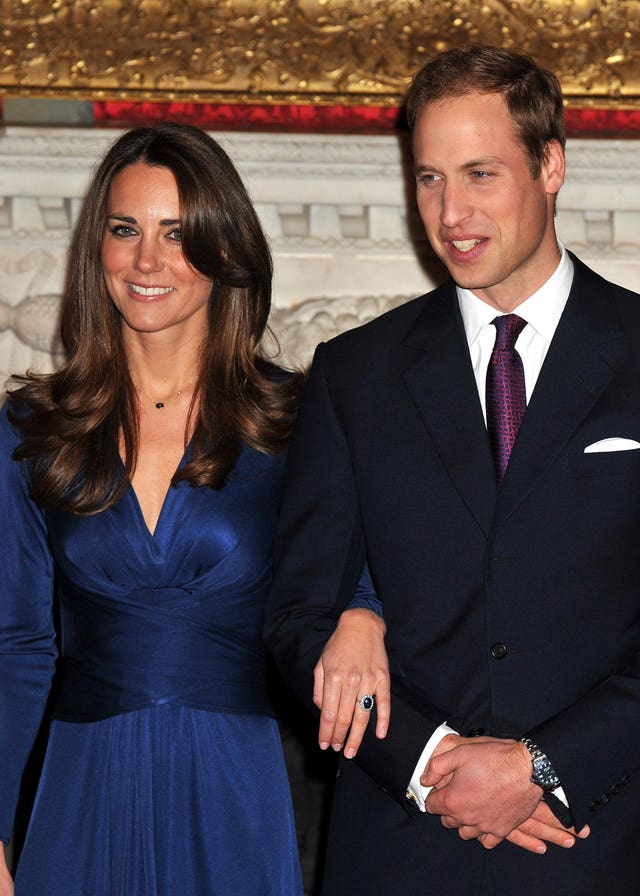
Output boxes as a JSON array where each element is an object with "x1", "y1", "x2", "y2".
[{"x1": 412, "y1": 91, "x2": 565, "y2": 312}]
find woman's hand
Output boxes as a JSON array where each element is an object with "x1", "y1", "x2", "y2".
[
  {"x1": 314, "y1": 608, "x2": 390, "y2": 758},
  {"x1": 0, "y1": 844, "x2": 14, "y2": 896}
]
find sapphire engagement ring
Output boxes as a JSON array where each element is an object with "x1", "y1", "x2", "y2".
[{"x1": 358, "y1": 694, "x2": 375, "y2": 712}]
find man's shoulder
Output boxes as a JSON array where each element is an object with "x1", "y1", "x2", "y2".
[
  {"x1": 571, "y1": 252, "x2": 640, "y2": 304},
  {"x1": 569, "y1": 253, "x2": 640, "y2": 336},
  {"x1": 322, "y1": 282, "x2": 452, "y2": 356}
]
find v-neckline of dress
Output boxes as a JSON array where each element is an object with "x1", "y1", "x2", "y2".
[{"x1": 124, "y1": 442, "x2": 191, "y2": 541}]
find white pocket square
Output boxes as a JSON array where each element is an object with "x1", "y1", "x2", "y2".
[{"x1": 583, "y1": 437, "x2": 640, "y2": 453}]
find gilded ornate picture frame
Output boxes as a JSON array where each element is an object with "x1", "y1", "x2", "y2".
[{"x1": 2, "y1": 1, "x2": 640, "y2": 132}]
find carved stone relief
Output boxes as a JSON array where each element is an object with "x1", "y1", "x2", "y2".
[{"x1": 1, "y1": 127, "x2": 640, "y2": 387}]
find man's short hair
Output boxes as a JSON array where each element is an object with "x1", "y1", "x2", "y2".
[{"x1": 406, "y1": 44, "x2": 566, "y2": 178}]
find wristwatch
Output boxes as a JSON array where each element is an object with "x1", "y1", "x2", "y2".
[{"x1": 520, "y1": 738, "x2": 561, "y2": 792}]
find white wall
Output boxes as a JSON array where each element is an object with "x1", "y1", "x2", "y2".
[{"x1": 1, "y1": 127, "x2": 639, "y2": 381}]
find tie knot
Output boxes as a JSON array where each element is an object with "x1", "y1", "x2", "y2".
[{"x1": 492, "y1": 314, "x2": 527, "y2": 352}]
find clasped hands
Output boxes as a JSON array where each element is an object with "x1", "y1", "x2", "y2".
[{"x1": 422, "y1": 734, "x2": 590, "y2": 854}]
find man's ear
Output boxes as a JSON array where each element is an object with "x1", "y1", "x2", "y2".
[{"x1": 542, "y1": 139, "x2": 566, "y2": 196}]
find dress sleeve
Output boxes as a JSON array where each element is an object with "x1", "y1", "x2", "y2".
[
  {"x1": 0, "y1": 404, "x2": 56, "y2": 843},
  {"x1": 346, "y1": 561, "x2": 383, "y2": 616}
]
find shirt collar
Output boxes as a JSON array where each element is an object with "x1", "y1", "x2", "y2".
[{"x1": 457, "y1": 243, "x2": 574, "y2": 347}]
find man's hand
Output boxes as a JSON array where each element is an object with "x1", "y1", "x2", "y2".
[
  {"x1": 503, "y1": 801, "x2": 590, "y2": 854},
  {"x1": 421, "y1": 735, "x2": 590, "y2": 854},
  {"x1": 313, "y1": 608, "x2": 390, "y2": 758},
  {"x1": 423, "y1": 737, "x2": 544, "y2": 842}
]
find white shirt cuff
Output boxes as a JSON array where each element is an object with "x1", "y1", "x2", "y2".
[
  {"x1": 552, "y1": 784, "x2": 569, "y2": 807},
  {"x1": 406, "y1": 722, "x2": 458, "y2": 812}
]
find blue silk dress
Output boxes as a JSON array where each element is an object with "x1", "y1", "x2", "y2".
[{"x1": 0, "y1": 405, "x2": 303, "y2": 894}]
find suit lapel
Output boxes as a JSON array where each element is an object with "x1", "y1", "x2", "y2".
[
  {"x1": 402, "y1": 282, "x2": 497, "y2": 536},
  {"x1": 493, "y1": 256, "x2": 628, "y2": 528}
]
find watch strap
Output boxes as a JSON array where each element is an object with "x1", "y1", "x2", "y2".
[{"x1": 521, "y1": 737, "x2": 561, "y2": 792}]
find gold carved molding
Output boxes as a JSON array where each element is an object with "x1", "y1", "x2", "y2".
[{"x1": 2, "y1": 0, "x2": 640, "y2": 108}]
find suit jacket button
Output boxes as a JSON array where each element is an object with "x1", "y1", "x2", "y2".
[
  {"x1": 490, "y1": 642, "x2": 508, "y2": 659},
  {"x1": 467, "y1": 727, "x2": 485, "y2": 737}
]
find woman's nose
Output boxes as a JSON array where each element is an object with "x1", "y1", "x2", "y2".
[{"x1": 134, "y1": 239, "x2": 163, "y2": 273}]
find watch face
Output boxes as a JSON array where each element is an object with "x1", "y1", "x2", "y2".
[{"x1": 533, "y1": 756, "x2": 560, "y2": 791}]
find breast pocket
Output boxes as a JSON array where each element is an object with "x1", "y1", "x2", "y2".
[{"x1": 567, "y1": 447, "x2": 640, "y2": 478}]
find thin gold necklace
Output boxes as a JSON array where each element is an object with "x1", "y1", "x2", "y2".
[{"x1": 138, "y1": 384, "x2": 190, "y2": 410}]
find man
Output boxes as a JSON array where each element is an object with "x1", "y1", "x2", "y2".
[{"x1": 265, "y1": 45, "x2": 640, "y2": 895}]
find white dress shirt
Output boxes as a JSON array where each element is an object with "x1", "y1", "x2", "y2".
[{"x1": 406, "y1": 244, "x2": 574, "y2": 811}]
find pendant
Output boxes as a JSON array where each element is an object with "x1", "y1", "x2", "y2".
[{"x1": 155, "y1": 402, "x2": 165, "y2": 409}]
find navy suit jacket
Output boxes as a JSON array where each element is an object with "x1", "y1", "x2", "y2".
[{"x1": 265, "y1": 254, "x2": 640, "y2": 895}]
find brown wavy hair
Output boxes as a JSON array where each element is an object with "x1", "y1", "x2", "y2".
[
  {"x1": 405, "y1": 44, "x2": 566, "y2": 179},
  {"x1": 8, "y1": 122, "x2": 303, "y2": 513}
]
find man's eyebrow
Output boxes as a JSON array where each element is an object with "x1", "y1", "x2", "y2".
[
  {"x1": 413, "y1": 163, "x2": 440, "y2": 176},
  {"x1": 413, "y1": 156, "x2": 504, "y2": 176},
  {"x1": 461, "y1": 156, "x2": 504, "y2": 169}
]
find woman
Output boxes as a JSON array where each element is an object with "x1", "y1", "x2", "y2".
[{"x1": 0, "y1": 123, "x2": 308, "y2": 895}]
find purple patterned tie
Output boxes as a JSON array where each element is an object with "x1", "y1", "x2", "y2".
[{"x1": 486, "y1": 314, "x2": 527, "y2": 483}]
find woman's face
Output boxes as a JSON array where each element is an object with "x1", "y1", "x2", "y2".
[{"x1": 101, "y1": 162, "x2": 212, "y2": 340}]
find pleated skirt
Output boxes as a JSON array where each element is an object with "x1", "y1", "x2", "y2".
[{"x1": 15, "y1": 704, "x2": 303, "y2": 895}]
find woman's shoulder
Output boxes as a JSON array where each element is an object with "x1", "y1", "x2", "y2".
[
  {"x1": 1, "y1": 388, "x2": 34, "y2": 436},
  {"x1": 0, "y1": 394, "x2": 22, "y2": 439},
  {"x1": 0, "y1": 396, "x2": 28, "y2": 480}
]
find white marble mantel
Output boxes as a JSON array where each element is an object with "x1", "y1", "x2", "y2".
[{"x1": 1, "y1": 125, "x2": 640, "y2": 384}]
